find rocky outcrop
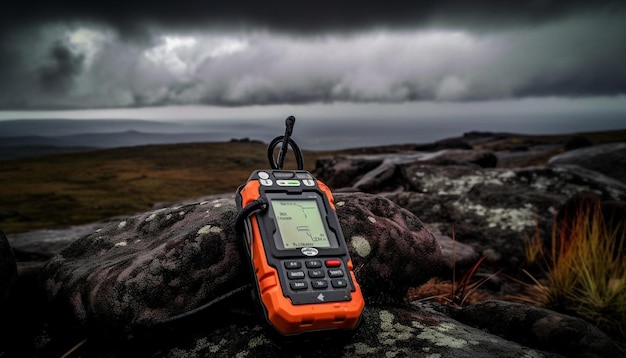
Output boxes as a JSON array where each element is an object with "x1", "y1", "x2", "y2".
[
  {"x1": 315, "y1": 150, "x2": 626, "y2": 272},
  {"x1": 4, "y1": 134, "x2": 626, "y2": 357}
]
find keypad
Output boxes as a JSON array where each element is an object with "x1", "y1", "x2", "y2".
[{"x1": 281, "y1": 257, "x2": 351, "y2": 303}]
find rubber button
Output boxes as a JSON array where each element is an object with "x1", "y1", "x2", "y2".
[
  {"x1": 290, "y1": 281, "x2": 308, "y2": 290},
  {"x1": 331, "y1": 278, "x2": 348, "y2": 288},
  {"x1": 325, "y1": 259, "x2": 341, "y2": 267},
  {"x1": 288, "y1": 271, "x2": 306, "y2": 279},
  {"x1": 284, "y1": 261, "x2": 302, "y2": 269},
  {"x1": 308, "y1": 269, "x2": 325, "y2": 278},
  {"x1": 305, "y1": 260, "x2": 322, "y2": 268},
  {"x1": 328, "y1": 269, "x2": 344, "y2": 277}
]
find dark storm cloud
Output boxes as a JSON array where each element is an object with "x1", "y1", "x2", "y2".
[
  {"x1": 0, "y1": 0, "x2": 625, "y2": 109},
  {"x1": 2, "y1": 0, "x2": 624, "y2": 34},
  {"x1": 38, "y1": 41, "x2": 85, "y2": 92}
]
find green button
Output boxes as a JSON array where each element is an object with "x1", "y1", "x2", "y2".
[{"x1": 277, "y1": 180, "x2": 301, "y2": 186}]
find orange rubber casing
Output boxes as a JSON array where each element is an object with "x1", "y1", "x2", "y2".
[{"x1": 238, "y1": 178, "x2": 364, "y2": 335}]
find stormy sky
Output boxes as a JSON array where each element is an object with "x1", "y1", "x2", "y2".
[{"x1": 0, "y1": 0, "x2": 625, "y2": 140}]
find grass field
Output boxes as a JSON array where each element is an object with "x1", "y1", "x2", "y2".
[{"x1": 0, "y1": 141, "x2": 330, "y2": 233}]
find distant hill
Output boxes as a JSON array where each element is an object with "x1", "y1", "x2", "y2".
[
  {"x1": 0, "y1": 119, "x2": 184, "y2": 137},
  {"x1": 0, "y1": 131, "x2": 240, "y2": 160},
  {"x1": 0, "y1": 119, "x2": 275, "y2": 160},
  {"x1": 0, "y1": 130, "x2": 235, "y2": 148},
  {"x1": 2, "y1": 118, "x2": 625, "y2": 161}
]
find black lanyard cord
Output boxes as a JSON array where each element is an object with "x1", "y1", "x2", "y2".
[{"x1": 267, "y1": 116, "x2": 304, "y2": 170}]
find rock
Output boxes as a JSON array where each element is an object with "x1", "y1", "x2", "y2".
[
  {"x1": 0, "y1": 228, "x2": 17, "y2": 306},
  {"x1": 59, "y1": 303, "x2": 609, "y2": 358},
  {"x1": 43, "y1": 196, "x2": 248, "y2": 333},
  {"x1": 548, "y1": 142, "x2": 626, "y2": 183},
  {"x1": 42, "y1": 192, "x2": 443, "y2": 333},
  {"x1": 7, "y1": 222, "x2": 107, "y2": 261},
  {"x1": 563, "y1": 136, "x2": 593, "y2": 151},
  {"x1": 314, "y1": 150, "x2": 498, "y2": 192},
  {"x1": 414, "y1": 137, "x2": 474, "y2": 151},
  {"x1": 493, "y1": 144, "x2": 562, "y2": 168},
  {"x1": 334, "y1": 193, "x2": 444, "y2": 301},
  {"x1": 425, "y1": 224, "x2": 479, "y2": 270},
  {"x1": 453, "y1": 300, "x2": 622, "y2": 358},
  {"x1": 379, "y1": 164, "x2": 626, "y2": 269},
  {"x1": 313, "y1": 155, "x2": 385, "y2": 189}
]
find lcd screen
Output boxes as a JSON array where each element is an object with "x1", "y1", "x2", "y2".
[{"x1": 271, "y1": 199, "x2": 331, "y2": 248}]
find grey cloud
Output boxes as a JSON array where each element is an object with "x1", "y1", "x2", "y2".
[
  {"x1": 38, "y1": 41, "x2": 85, "y2": 92},
  {"x1": 0, "y1": 5, "x2": 625, "y2": 109}
]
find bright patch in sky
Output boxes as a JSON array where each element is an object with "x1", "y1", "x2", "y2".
[
  {"x1": 144, "y1": 35, "x2": 198, "y2": 75},
  {"x1": 207, "y1": 37, "x2": 248, "y2": 58},
  {"x1": 144, "y1": 35, "x2": 248, "y2": 77},
  {"x1": 66, "y1": 28, "x2": 108, "y2": 68}
]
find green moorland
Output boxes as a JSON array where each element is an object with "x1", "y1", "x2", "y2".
[{"x1": 1, "y1": 129, "x2": 625, "y2": 234}]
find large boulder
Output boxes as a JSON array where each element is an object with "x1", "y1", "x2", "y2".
[
  {"x1": 314, "y1": 149, "x2": 498, "y2": 192},
  {"x1": 42, "y1": 193, "x2": 443, "y2": 333},
  {"x1": 548, "y1": 142, "x2": 626, "y2": 183}
]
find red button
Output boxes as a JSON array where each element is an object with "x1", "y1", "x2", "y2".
[{"x1": 325, "y1": 259, "x2": 341, "y2": 267}]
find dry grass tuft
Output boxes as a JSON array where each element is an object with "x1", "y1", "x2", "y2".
[{"x1": 525, "y1": 199, "x2": 626, "y2": 339}]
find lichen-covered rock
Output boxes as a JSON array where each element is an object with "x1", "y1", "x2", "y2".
[
  {"x1": 383, "y1": 165, "x2": 626, "y2": 269},
  {"x1": 42, "y1": 192, "x2": 443, "y2": 332},
  {"x1": 44, "y1": 196, "x2": 246, "y2": 332},
  {"x1": 131, "y1": 304, "x2": 590, "y2": 358}
]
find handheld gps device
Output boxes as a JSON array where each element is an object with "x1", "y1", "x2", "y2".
[{"x1": 235, "y1": 116, "x2": 364, "y2": 336}]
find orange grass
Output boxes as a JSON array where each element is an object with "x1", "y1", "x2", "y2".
[
  {"x1": 407, "y1": 256, "x2": 500, "y2": 307},
  {"x1": 525, "y1": 200, "x2": 626, "y2": 339}
]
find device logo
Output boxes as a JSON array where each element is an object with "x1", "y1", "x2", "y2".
[{"x1": 301, "y1": 247, "x2": 319, "y2": 256}]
